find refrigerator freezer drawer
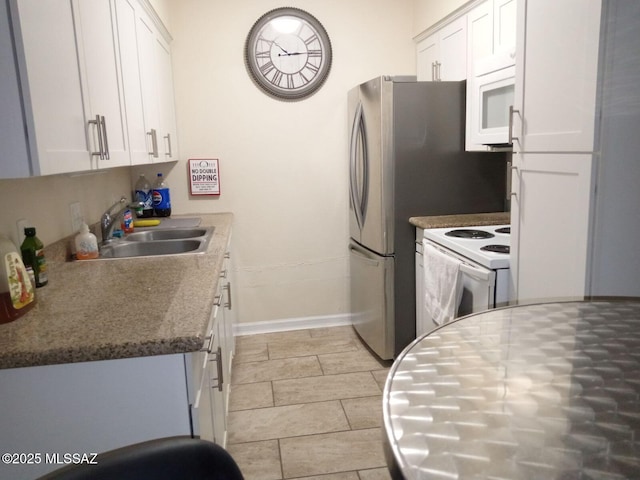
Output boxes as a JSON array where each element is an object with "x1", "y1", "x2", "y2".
[{"x1": 349, "y1": 241, "x2": 394, "y2": 360}]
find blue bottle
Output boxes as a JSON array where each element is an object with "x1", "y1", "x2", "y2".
[{"x1": 152, "y1": 173, "x2": 172, "y2": 217}]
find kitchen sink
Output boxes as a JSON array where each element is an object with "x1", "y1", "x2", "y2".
[
  {"x1": 124, "y1": 227, "x2": 209, "y2": 242},
  {"x1": 96, "y1": 226, "x2": 215, "y2": 259}
]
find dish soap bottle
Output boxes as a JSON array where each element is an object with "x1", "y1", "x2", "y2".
[
  {"x1": 0, "y1": 234, "x2": 36, "y2": 324},
  {"x1": 75, "y1": 223, "x2": 99, "y2": 260},
  {"x1": 152, "y1": 173, "x2": 171, "y2": 217},
  {"x1": 20, "y1": 227, "x2": 48, "y2": 288}
]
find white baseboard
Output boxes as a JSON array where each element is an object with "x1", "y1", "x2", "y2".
[{"x1": 233, "y1": 313, "x2": 353, "y2": 336}]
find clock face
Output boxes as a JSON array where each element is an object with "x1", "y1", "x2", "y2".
[{"x1": 245, "y1": 8, "x2": 332, "y2": 100}]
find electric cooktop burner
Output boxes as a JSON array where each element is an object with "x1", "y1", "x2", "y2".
[
  {"x1": 480, "y1": 244, "x2": 510, "y2": 254},
  {"x1": 495, "y1": 227, "x2": 511, "y2": 234},
  {"x1": 445, "y1": 229, "x2": 495, "y2": 239}
]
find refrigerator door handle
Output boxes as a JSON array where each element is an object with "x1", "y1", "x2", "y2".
[
  {"x1": 349, "y1": 101, "x2": 368, "y2": 230},
  {"x1": 348, "y1": 244, "x2": 379, "y2": 267}
]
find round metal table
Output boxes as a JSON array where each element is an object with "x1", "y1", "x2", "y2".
[{"x1": 383, "y1": 299, "x2": 640, "y2": 479}]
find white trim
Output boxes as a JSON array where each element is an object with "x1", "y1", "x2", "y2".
[
  {"x1": 414, "y1": 0, "x2": 485, "y2": 42},
  {"x1": 233, "y1": 313, "x2": 353, "y2": 337}
]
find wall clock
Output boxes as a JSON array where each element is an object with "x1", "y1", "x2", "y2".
[{"x1": 244, "y1": 7, "x2": 332, "y2": 100}]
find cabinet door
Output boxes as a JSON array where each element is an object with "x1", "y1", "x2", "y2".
[
  {"x1": 209, "y1": 320, "x2": 228, "y2": 446},
  {"x1": 135, "y1": 10, "x2": 178, "y2": 163},
  {"x1": 0, "y1": 355, "x2": 191, "y2": 479},
  {"x1": 438, "y1": 16, "x2": 467, "y2": 81},
  {"x1": 510, "y1": 153, "x2": 593, "y2": 302},
  {"x1": 416, "y1": 33, "x2": 438, "y2": 81},
  {"x1": 156, "y1": 36, "x2": 178, "y2": 160},
  {"x1": 493, "y1": 0, "x2": 516, "y2": 56},
  {"x1": 73, "y1": 0, "x2": 129, "y2": 168},
  {"x1": 136, "y1": 12, "x2": 160, "y2": 162},
  {"x1": 0, "y1": 0, "x2": 31, "y2": 178},
  {"x1": 13, "y1": 0, "x2": 90, "y2": 175},
  {"x1": 467, "y1": 1, "x2": 493, "y2": 73},
  {"x1": 513, "y1": 0, "x2": 601, "y2": 152},
  {"x1": 114, "y1": 0, "x2": 149, "y2": 165},
  {"x1": 221, "y1": 252, "x2": 236, "y2": 387}
]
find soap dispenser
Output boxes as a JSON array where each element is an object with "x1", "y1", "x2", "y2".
[{"x1": 75, "y1": 223, "x2": 99, "y2": 260}]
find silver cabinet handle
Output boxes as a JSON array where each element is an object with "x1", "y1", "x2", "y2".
[
  {"x1": 431, "y1": 62, "x2": 436, "y2": 81},
  {"x1": 435, "y1": 61, "x2": 442, "y2": 81},
  {"x1": 89, "y1": 115, "x2": 104, "y2": 160},
  {"x1": 224, "y1": 282, "x2": 232, "y2": 310},
  {"x1": 164, "y1": 133, "x2": 172, "y2": 157},
  {"x1": 101, "y1": 116, "x2": 110, "y2": 160},
  {"x1": 209, "y1": 346, "x2": 223, "y2": 391},
  {"x1": 200, "y1": 333, "x2": 214, "y2": 353},
  {"x1": 214, "y1": 294, "x2": 222, "y2": 307},
  {"x1": 219, "y1": 269, "x2": 228, "y2": 279},
  {"x1": 508, "y1": 106, "x2": 520, "y2": 145},
  {"x1": 147, "y1": 129, "x2": 158, "y2": 158}
]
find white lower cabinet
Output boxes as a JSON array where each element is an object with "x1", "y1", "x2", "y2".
[
  {"x1": 0, "y1": 355, "x2": 192, "y2": 480},
  {"x1": 509, "y1": 153, "x2": 593, "y2": 302},
  {"x1": 189, "y1": 249, "x2": 236, "y2": 446}
]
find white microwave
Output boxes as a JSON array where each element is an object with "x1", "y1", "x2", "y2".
[{"x1": 468, "y1": 63, "x2": 515, "y2": 147}]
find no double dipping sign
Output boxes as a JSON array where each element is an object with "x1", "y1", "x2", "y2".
[{"x1": 188, "y1": 159, "x2": 220, "y2": 196}]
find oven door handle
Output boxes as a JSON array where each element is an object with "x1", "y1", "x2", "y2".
[{"x1": 459, "y1": 262, "x2": 492, "y2": 282}]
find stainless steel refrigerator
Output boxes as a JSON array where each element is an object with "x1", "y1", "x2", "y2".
[{"x1": 348, "y1": 76, "x2": 507, "y2": 360}]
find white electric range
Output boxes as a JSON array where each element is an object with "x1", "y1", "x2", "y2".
[{"x1": 416, "y1": 224, "x2": 511, "y2": 335}]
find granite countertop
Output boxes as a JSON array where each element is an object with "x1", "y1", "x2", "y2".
[
  {"x1": 409, "y1": 212, "x2": 510, "y2": 229},
  {"x1": 0, "y1": 213, "x2": 233, "y2": 370}
]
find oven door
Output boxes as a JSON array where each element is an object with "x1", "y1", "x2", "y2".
[
  {"x1": 469, "y1": 64, "x2": 515, "y2": 146},
  {"x1": 419, "y1": 240, "x2": 496, "y2": 333}
]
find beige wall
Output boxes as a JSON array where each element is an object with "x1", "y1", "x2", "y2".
[
  {"x1": 164, "y1": 0, "x2": 415, "y2": 324},
  {"x1": 0, "y1": 169, "x2": 131, "y2": 248}
]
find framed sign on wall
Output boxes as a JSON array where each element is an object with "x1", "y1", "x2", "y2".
[{"x1": 188, "y1": 159, "x2": 220, "y2": 196}]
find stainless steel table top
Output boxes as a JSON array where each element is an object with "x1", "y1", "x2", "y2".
[{"x1": 383, "y1": 299, "x2": 640, "y2": 480}]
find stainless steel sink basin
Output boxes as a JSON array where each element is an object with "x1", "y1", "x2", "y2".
[
  {"x1": 96, "y1": 226, "x2": 215, "y2": 259},
  {"x1": 100, "y1": 240, "x2": 203, "y2": 258},
  {"x1": 124, "y1": 227, "x2": 210, "y2": 242}
]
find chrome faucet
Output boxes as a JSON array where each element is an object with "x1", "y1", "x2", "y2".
[{"x1": 100, "y1": 196, "x2": 143, "y2": 244}]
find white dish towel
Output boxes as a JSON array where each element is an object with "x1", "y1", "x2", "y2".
[{"x1": 423, "y1": 240, "x2": 464, "y2": 326}]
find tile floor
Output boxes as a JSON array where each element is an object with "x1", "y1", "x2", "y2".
[{"x1": 226, "y1": 326, "x2": 394, "y2": 480}]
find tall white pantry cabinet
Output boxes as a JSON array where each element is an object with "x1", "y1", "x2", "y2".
[{"x1": 510, "y1": 0, "x2": 640, "y2": 301}]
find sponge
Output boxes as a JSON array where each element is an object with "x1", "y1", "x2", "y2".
[{"x1": 133, "y1": 219, "x2": 161, "y2": 227}]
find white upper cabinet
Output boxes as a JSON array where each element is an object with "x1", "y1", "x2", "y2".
[
  {"x1": 465, "y1": 0, "x2": 517, "y2": 151},
  {"x1": 73, "y1": 0, "x2": 129, "y2": 169},
  {"x1": 467, "y1": 0, "x2": 516, "y2": 75},
  {"x1": 416, "y1": 16, "x2": 467, "y2": 81},
  {"x1": 1, "y1": 0, "x2": 177, "y2": 178},
  {"x1": 6, "y1": 0, "x2": 92, "y2": 176},
  {"x1": 0, "y1": 0, "x2": 30, "y2": 178},
  {"x1": 512, "y1": 0, "x2": 601, "y2": 152},
  {"x1": 114, "y1": 0, "x2": 149, "y2": 166},
  {"x1": 134, "y1": 6, "x2": 179, "y2": 163}
]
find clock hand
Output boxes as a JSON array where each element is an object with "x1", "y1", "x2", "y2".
[
  {"x1": 277, "y1": 52, "x2": 305, "y2": 56},
  {"x1": 272, "y1": 41, "x2": 290, "y2": 55}
]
